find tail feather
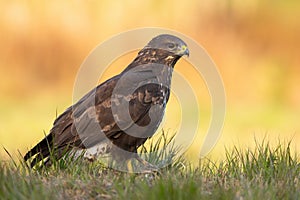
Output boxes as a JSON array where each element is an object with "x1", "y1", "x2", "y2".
[
  {"x1": 28, "y1": 152, "x2": 50, "y2": 168},
  {"x1": 24, "y1": 134, "x2": 53, "y2": 166}
]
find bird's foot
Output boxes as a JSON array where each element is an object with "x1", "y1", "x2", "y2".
[{"x1": 124, "y1": 156, "x2": 160, "y2": 174}]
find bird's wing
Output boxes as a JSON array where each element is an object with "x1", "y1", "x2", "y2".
[
  {"x1": 24, "y1": 66, "x2": 170, "y2": 166},
  {"x1": 24, "y1": 75, "x2": 121, "y2": 165},
  {"x1": 106, "y1": 65, "x2": 171, "y2": 139},
  {"x1": 55, "y1": 65, "x2": 169, "y2": 147},
  {"x1": 52, "y1": 75, "x2": 121, "y2": 149}
]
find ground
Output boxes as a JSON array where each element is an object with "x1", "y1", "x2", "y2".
[{"x1": 1, "y1": 134, "x2": 300, "y2": 200}]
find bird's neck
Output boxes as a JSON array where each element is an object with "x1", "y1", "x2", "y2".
[{"x1": 123, "y1": 48, "x2": 180, "y2": 73}]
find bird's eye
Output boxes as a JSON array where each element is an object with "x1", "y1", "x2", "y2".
[{"x1": 167, "y1": 43, "x2": 175, "y2": 49}]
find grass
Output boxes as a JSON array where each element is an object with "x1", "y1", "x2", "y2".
[{"x1": 1, "y1": 134, "x2": 300, "y2": 200}]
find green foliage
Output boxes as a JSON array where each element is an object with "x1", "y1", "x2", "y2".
[{"x1": 1, "y1": 137, "x2": 300, "y2": 200}]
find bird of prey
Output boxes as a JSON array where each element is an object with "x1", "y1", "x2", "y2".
[{"x1": 24, "y1": 34, "x2": 189, "y2": 172}]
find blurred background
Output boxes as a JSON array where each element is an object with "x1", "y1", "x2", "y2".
[{"x1": 0, "y1": 0, "x2": 299, "y2": 162}]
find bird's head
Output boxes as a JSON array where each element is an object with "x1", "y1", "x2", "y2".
[
  {"x1": 145, "y1": 34, "x2": 189, "y2": 57},
  {"x1": 125, "y1": 34, "x2": 189, "y2": 71}
]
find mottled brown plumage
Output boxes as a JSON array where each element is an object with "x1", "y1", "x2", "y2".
[{"x1": 24, "y1": 34, "x2": 189, "y2": 169}]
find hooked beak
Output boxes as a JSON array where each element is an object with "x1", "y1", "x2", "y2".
[{"x1": 178, "y1": 45, "x2": 189, "y2": 57}]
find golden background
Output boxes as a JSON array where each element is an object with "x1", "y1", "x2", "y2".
[{"x1": 0, "y1": 1, "x2": 299, "y2": 161}]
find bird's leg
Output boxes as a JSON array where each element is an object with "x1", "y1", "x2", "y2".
[
  {"x1": 134, "y1": 155, "x2": 159, "y2": 173},
  {"x1": 123, "y1": 156, "x2": 159, "y2": 173},
  {"x1": 126, "y1": 159, "x2": 134, "y2": 173},
  {"x1": 111, "y1": 146, "x2": 159, "y2": 173}
]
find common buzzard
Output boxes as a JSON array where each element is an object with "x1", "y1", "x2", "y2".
[{"x1": 24, "y1": 34, "x2": 189, "y2": 172}]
